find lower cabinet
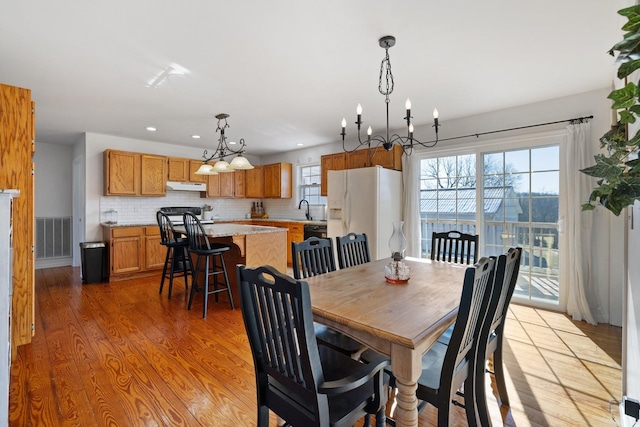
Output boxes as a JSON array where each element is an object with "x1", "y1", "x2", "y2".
[
  {"x1": 286, "y1": 222, "x2": 304, "y2": 265},
  {"x1": 103, "y1": 225, "x2": 165, "y2": 281}
]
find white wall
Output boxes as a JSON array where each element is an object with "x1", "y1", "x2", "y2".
[
  {"x1": 34, "y1": 142, "x2": 74, "y2": 268},
  {"x1": 34, "y1": 142, "x2": 73, "y2": 217}
]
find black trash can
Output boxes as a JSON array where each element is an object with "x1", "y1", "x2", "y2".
[{"x1": 80, "y1": 241, "x2": 108, "y2": 284}]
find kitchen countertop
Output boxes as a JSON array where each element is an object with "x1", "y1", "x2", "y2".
[
  {"x1": 173, "y1": 223, "x2": 288, "y2": 237},
  {"x1": 101, "y1": 218, "x2": 327, "y2": 228}
]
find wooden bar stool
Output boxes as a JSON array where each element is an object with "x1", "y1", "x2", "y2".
[{"x1": 182, "y1": 213, "x2": 234, "y2": 318}]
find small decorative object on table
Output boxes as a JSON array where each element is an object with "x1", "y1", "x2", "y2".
[{"x1": 385, "y1": 221, "x2": 410, "y2": 283}]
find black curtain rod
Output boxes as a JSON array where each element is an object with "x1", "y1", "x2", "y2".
[{"x1": 420, "y1": 115, "x2": 594, "y2": 145}]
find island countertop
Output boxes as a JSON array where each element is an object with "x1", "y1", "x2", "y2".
[{"x1": 173, "y1": 223, "x2": 286, "y2": 237}]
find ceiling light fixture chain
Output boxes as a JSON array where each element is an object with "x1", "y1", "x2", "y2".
[
  {"x1": 195, "y1": 113, "x2": 254, "y2": 175},
  {"x1": 341, "y1": 35, "x2": 440, "y2": 156}
]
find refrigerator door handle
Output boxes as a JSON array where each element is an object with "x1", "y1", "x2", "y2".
[{"x1": 342, "y1": 171, "x2": 350, "y2": 233}]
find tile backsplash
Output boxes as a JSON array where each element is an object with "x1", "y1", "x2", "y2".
[{"x1": 100, "y1": 191, "x2": 326, "y2": 224}]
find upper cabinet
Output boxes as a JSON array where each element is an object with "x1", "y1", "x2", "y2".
[
  {"x1": 167, "y1": 157, "x2": 189, "y2": 182},
  {"x1": 167, "y1": 157, "x2": 207, "y2": 183},
  {"x1": 104, "y1": 149, "x2": 167, "y2": 196},
  {"x1": 321, "y1": 146, "x2": 402, "y2": 195},
  {"x1": 245, "y1": 166, "x2": 265, "y2": 199},
  {"x1": 264, "y1": 162, "x2": 292, "y2": 198},
  {"x1": 140, "y1": 154, "x2": 167, "y2": 196},
  {"x1": 205, "y1": 170, "x2": 246, "y2": 198},
  {"x1": 189, "y1": 160, "x2": 207, "y2": 183},
  {"x1": 321, "y1": 153, "x2": 346, "y2": 196}
]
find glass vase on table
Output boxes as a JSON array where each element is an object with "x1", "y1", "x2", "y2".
[{"x1": 385, "y1": 221, "x2": 410, "y2": 283}]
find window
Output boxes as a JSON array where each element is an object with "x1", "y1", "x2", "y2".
[{"x1": 298, "y1": 164, "x2": 326, "y2": 205}]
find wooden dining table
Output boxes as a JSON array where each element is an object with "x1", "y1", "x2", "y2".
[{"x1": 305, "y1": 256, "x2": 468, "y2": 427}]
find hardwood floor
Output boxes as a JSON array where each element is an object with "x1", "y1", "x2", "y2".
[{"x1": 10, "y1": 266, "x2": 622, "y2": 426}]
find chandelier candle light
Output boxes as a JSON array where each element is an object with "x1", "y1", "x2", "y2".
[
  {"x1": 195, "y1": 113, "x2": 254, "y2": 175},
  {"x1": 341, "y1": 36, "x2": 440, "y2": 155}
]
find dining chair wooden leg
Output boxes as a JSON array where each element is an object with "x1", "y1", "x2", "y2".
[
  {"x1": 494, "y1": 335, "x2": 510, "y2": 406},
  {"x1": 202, "y1": 256, "x2": 210, "y2": 318},
  {"x1": 219, "y1": 254, "x2": 234, "y2": 310},
  {"x1": 187, "y1": 255, "x2": 201, "y2": 311},
  {"x1": 159, "y1": 246, "x2": 170, "y2": 295}
]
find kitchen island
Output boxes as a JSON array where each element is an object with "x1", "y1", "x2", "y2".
[{"x1": 102, "y1": 223, "x2": 287, "y2": 282}]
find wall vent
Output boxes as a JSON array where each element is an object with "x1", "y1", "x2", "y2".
[{"x1": 36, "y1": 217, "x2": 72, "y2": 259}]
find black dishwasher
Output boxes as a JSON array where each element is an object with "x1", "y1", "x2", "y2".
[{"x1": 303, "y1": 223, "x2": 327, "y2": 239}]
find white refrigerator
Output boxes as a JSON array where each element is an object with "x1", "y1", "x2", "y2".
[{"x1": 327, "y1": 166, "x2": 403, "y2": 261}]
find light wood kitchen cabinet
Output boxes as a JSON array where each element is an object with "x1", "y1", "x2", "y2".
[
  {"x1": 204, "y1": 170, "x2": 245, "y2": 198},
  {"x1": 321, "y1": 146, "x2": 402, "y2": 195},
  {"x1": 104, "y1": 149, "x2": 167, "y2": 196},
  {"x1": 108, "y1": 227, "x2": 144, "y2": 274},
  {"x1": 347, "y1": 148, "x2": 371, "y2": 169},
  {"x1": 264, "y1": 162, "x2": 292, "y2": 198},
  {"x1": 144, "y1": 227, "x2": 165, "y2": 270},
  {"x1": 321, "y1": 153, "x2": 346, "y2": 196},
  {"x1": 168, "y1": 157, "x2": 189, "y2": 181},
  {"x1": 189, "y1": 160, "x2": 208, "y2": 183},
  {"x1": 0, "y1": 83, "x2": 35, "y2": 355},
  {"x1": 141, "y1": 154, "x2": 167, "y2": 196},
  {"x1": 234, "y1": 169, "x2": 246, "y2": 198},
  {"x1": 206, "y1": 174, "x2": 221, "y2": 197},
  {"x1": 286, "y1": 222, "x2": 305, "y2": 265},
  {"x1": 370, "y1": 144, "x2": 402, "y2": 170},
  {"x1": 103, "y1": 225, "x2": 165, "y2": 281},
  {"x1": 245, "y1": 165, "x2": 265, "y2": 198},
  {"x1": 104, "y1": 150, "x2": 140, "y2": 195}
]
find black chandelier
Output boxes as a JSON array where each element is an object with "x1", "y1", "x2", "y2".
[
  {"x1": 195, "y1": 113, "x2": 253, "y2": 175},
  {"x1": 341, "y1": 36, "x2": 440, "y2": 155}
]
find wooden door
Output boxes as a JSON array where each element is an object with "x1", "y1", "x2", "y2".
[
  {"x1": 104, "y1": 150, "x2": 139, "y2": 195},
  {"x1": 168, "y1": 157, "x2": 189, "y2": 181},
  {"x1": 245, "y1": 166, "x2": 265, "y2": 198},
  {"x1": 140, "y1": 154, "x2": 167, "y2": 196},
  {"x1": 0, "y1": 83, "x2": 35, "y2": 353}
]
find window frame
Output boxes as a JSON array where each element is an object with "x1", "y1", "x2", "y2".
[{"x1": 297, "y1": 163, "x2": 326, "y2": 206}]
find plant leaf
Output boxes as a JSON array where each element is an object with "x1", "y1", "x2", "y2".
[
  {"x1": 609, "y1": 82, "x2": 638, "y2": 109},
  {"x1": 620, "y1": 110, "x2": 637, "y2": 124},
  {"x1": 581, "y1": 203, "x2": 596, "y2": 211},
  {"x1": 618, "y1": 59, "x2": 640, "y2": 79},
  {"x1": 580, "y1": 155, "x2": 623, "y2": 178}
]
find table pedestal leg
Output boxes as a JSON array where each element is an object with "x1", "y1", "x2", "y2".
[
  {"x1": 394, "y1": 378, "x2": 419, "y2": 426},
  {"x1": 391, "y1": 345, "x2": 422, "y2": 427}
]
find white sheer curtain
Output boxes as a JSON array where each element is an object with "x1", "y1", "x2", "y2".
[
  {"x1": 565, "y1": 122, "x2": 597, "y2": 325},
  {"x1": 402, "y1": 154, "x2": 422, "y2": 258}
]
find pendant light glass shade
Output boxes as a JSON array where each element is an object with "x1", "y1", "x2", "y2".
[
  {"x1": 194, "y1": 163, "x2": 218, "y2": 175},
  {"x1": 229, "y1": 155, "x2": 254, "y2": 170},
  {"x1": 212, "y1": 159, "x2": 234, "y2": 173}
]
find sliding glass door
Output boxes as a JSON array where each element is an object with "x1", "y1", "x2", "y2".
[
  {"x1": 482, "y1": 146, "x2": 560, "y2": 304},
  {"x1": 419, "y1": 137, "x2": 563, "y2": 306}
]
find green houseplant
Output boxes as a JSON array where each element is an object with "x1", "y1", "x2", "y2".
[{"x1": 581, "y1": 5, "x2": 640, "y2": 216}]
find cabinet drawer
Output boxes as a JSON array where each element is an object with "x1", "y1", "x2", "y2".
[
  {"x1": 111, "y1": 227, "x2": 144, "y2": 238},
  {"x1": 145, "y1": 226, "x2": 160, "y2": 236}
]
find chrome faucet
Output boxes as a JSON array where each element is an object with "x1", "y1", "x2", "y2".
[{"x1": 298, "y1": 199, "x2": 311, "y2": 220}]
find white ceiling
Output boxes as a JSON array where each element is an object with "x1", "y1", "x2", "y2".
[{"x1": 0, "y1": 1, "x2": 621, "y2": 157}]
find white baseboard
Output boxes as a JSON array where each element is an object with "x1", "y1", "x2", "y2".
[{"x1": 35, "y1": 257, "x2": 72, "y2": 269}]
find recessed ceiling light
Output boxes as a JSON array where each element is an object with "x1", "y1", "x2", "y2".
[
  {"x1": 146, "y1": 127, "x2": 157, "y2": 132},
  {"x1": 228, "y1": 141, "x2": 237, "y2": 145},
  {"x1": 191, "y1": 135, "x2": 201, "y2": 139},
  {"x1": 297, "y1": 143, "x2": 304, "y2": 146}
]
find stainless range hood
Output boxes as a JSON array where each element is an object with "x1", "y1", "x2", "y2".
[{"x1": 166, "y1": 181, "x2": 207, "y2": 192}]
